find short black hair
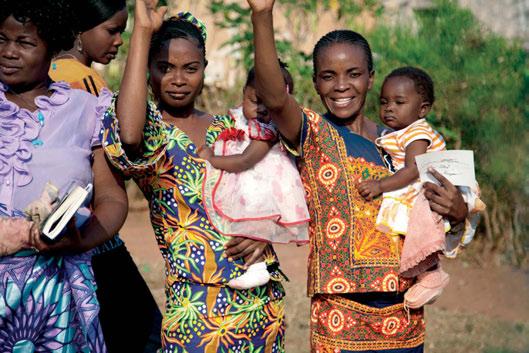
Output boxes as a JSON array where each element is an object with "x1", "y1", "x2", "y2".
[
  {"x1": 384, "y1": 66, "x2": 435, "y2": 104},
  {"x1": 149, "y1": 17, "x2": 206, "y2": 64},
  {"x1": 313, "y1": 30, "x2": 374, "y2": 74},
  {"x1": 0, "y1": 0, "x2": 77, "y2": 56},
  {"x1": 73, "y1": 0, "x2": 127, "y2": 33},
  {"x1": 245, "y1": 60, "x2": 294, "y2": 94}
]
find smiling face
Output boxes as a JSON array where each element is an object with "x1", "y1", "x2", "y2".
[
  {"x1": 80, "y1": 8, "x2": 127, "y2": 65},
  {"x1": 314, "y1": 42, "x2": 374, "y2": 121},
  {"x1": 0, "y1": 15, "x2": 50, "y2": 90},
  {"x1": 149, "y1": 37, "x2": 206, "y2": 111},
  {"x1": 379, "y1": 76, "x2": 431, "y2": 130}
]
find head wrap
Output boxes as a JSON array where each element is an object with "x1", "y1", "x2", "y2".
[{"x1": 176, "y1": 11, "x2": 207, "y2": 42}]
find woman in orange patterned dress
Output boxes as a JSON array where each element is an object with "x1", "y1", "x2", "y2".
[{"x1": 247, "y1": 0, "x2": 478, "y2": 352}]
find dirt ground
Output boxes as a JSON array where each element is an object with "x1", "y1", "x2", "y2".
[{"x1": 120, "y1": 204, "x2": 529, "y2": 353}]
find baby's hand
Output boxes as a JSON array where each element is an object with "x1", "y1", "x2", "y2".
[
  {"x1": 247, "y1": 0, "x2": 275, "y2": 13},
  {"x1": 197, "y1": 145, "x2": 214, "y2": 160},
  {"x1": 357, "y1": 180, "x2": 382, "y2": 201}
]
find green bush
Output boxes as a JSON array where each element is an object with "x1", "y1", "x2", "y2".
[{"x1": 366, "y1": 0, "x2": 529, "y2": 264}]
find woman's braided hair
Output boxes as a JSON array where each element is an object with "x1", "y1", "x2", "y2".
[
  {"x1": 312, "y1": 29, "x2": 374, "y2": 75},
  {"x1": 149, "y1": 16, "x2": 207, "y2": 65},
  {"x1": 73, "y1": 0, "x2": 127, "y2": 33}
]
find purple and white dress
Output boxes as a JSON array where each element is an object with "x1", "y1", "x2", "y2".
[{"x1": 0, "y1": 81, "x2": 109, "y2": 352}]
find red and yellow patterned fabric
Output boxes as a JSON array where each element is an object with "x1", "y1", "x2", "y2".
[
  {"x1": 311, "y1": 295, "x2": 424, "y2": 352},
  {"x1": 298, "y1": 109, "x2": 414, "y2": 296},
  {"x1": 289, "y1": 108, "x2": 424, "y2": 352}
]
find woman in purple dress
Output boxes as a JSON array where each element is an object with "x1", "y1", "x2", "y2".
[{"x1": 0, "y1": 0, "x2": 127, "y2": 351}]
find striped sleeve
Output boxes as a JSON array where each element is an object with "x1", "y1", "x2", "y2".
[
  {"x1": 81, "y1": 75, "x2": 103, "y2": 96},
  {"x1": 400, "y1": 123, "x2": 436, "y2": 149}
]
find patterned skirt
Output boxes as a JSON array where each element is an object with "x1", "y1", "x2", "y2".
[
  {"x1": 160, "y1": 282, "x2": 286, "y2": 353},
  {"x1": 310, "y1": 293, "x2": 424, "y2": 353},
  {"x1": 0, "y1": 251, "x2": 105, "y2": 352}
]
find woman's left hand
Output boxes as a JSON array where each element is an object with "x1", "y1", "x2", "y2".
[
  {"x1": 224, "y1": 237, "x2": 268, "y2": 268},
  {"x1": 423, "y1": 168, "x2": 468, "y2": 223}
]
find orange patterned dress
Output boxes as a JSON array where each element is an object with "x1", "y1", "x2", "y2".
[{"x1": 289, "y1": 109, "x2": 425, "y2": 353}]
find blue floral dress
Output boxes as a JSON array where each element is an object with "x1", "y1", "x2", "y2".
[{"x1": 0, "y1": 82, "x2": 107, "y2": 352}]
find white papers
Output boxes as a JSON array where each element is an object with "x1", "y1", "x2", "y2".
[{"x1": 415, "y1": 150, "x2": 476, "y2": 187}]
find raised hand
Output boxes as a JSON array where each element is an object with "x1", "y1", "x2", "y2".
[
  {"x1": 135, "y1": 0, "x2": 168, "y2": 33},
  {"x1": 247, "y1": 0, "x2": 275, "y2": 13}
]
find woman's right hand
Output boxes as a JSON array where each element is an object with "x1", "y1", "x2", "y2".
[
  {"x1": 135, "y1": 0, "x2": 168, "y2": 33},
  {"x1": 423, "y1": 168, "x2": 468, "y2": 223},
  {"x1": 247, "y1": 0, "x2": 276, "y2": 13}
]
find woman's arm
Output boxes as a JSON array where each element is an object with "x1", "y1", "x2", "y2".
[
  {"x1": 249, "y1": 0, "x2": 303, "y2": 145},
  {"x1": 79, "y1": 148, "x2": 129, "y2": 250},
  {"x1": 116, "y1": 0, "x2": 167, "y2": 152},
  {"x1": 31, "y1": 148, "x2": 128, "y2": 253},
  {"x1": 199, "y1": 140, "x2": 273, "y2": 173},
  {"x1": 358, "y1": 140, "x2": 429, "y2": 200}
]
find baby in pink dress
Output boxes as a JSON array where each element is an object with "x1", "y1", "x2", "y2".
[{"x1": 200, "y1": 64, "x2": 309, "y2": 289}]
